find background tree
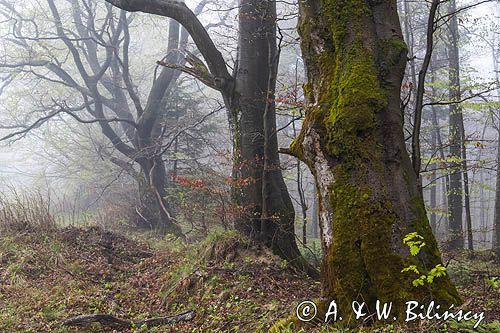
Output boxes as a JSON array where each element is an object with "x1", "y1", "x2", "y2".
[
  {"x1": 446, "y1": 0, "x2": 467, "y2": 250},
  {"x1": 0, "y1": 0, "x2": 227, "y2": 236}
]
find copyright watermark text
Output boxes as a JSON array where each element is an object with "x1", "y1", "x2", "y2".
[{"x1": 295, "y1": 300, "x2": 485, "y2": 329}]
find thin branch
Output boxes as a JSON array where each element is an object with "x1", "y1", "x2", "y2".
[{"x1": 103, "y1": 0, "x2": 231, "y2": 85}]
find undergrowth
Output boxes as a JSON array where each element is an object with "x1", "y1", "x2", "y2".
[{"x1": 0, "y1": 194, "x2": 498, "y2": 332}]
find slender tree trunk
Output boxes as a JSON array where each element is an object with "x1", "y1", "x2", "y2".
[
  {"x1": 430, "y1": 105, "x2": 450, "y2": 240},
  {"x1": 300, "y1": 183, "x2": 307, "y2": 246},
  {"x1": 173, "y1": 137, "x2": 179, "y2": 179},
  {"x1": 447, "y1": 0, "x2": 464, "y2": 250},
  {"x1": 293, "y1": 0, "x2": 461, "y2": 318},
  {"x1": 460, "y1": 118, "x2": 474, "y2": 251},
  {"x1": 411, "y1": 0, "x2": 439, "y2": 184},
  {"x1": 493, "y1": 105, "x2": 500, "y2": 254},
  {"x1": 430, "y1": 66, "x2": 450, "y2": 239},
  {"x1": 298, "y1": 157, "x2": 308, "y2": 247},
  {"x1": 470, "y1": 114, "x2": 490, "y2": 250},
  {"x1": 430, "y1": 126, "x2": 437, "y2": 231},
  {"x1": 292, "y1": 119, "x2": 309, "y2": 246},
  {"x1": 479, "y1": 172, "x2": 486, "y2": 246},
  {"x1": 492, "y1": 13, "x2": 500, "y2": 254},
  {"x1": 493, "y1": 129, "x2": 500, "y2": 255}
]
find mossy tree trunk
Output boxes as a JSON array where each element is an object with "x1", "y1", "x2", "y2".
[{"x1": 293, "y1": 0, "x2": 461, "y2": 319}]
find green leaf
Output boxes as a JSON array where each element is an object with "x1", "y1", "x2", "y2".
[
  {"x1": 412, "y1": 278, "x2": 425, "y2": 287},
  {"x1": 401, "y1": 265, "x2": 420, "y2": 274}
]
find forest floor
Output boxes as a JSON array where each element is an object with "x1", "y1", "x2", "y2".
[{"x1": 0, "y1": 225, "x2": 499, "y2": 333}]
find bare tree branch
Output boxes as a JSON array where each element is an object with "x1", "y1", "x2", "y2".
[{"x1": 102, "y1": 0, "x2": 232, "y2": 86}]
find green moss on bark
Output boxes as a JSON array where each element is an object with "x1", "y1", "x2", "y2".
[
  {"x1": 323, "y1": 173, "x2": 408, "y2": 317},
  {"x1": 291, "y1": 0, "x2": 461, "y2": 326},
  {"x1": 293, "y1": 0, "x2": 387, "y2": 161},
  {"x1": 324, "y1": 181, "x2": 461, "y2": 319},
  {"x1": 323, "y1": 47, "x2": 386, "y2": 159},
  {"x1": 311, "y1": 1, "x2": 402, "y2": 315},
  {"x1": 408, "y1": 197, "x2": 462, "y2": 304}
]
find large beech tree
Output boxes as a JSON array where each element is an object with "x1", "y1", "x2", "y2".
[
  {"x1": 290, "y1": 0, "x2": 460, "y2": 319},
  {"x1": 232, "y1": 0, "x2": 310, "y2": 273},
  {"x1": 103, "y1": 0, "x2": 316, "y2": 276}
]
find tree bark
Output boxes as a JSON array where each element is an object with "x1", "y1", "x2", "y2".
[
  {"x1": 293, "y1": 0, "x2": 461, "y2": 318},
  {"x1": 103, "y1": 0, "x2": 317, "y2": 276},
  {"x1": 411, "y1": 0, "x2": 439, "y2": 185},
  {"x1": 447, "y1": 0, "x2": 465, "y2": 250},
  {"x1": 430, "y1": 125, "x2": 437, "y2": 231},
  {"x1": 232, "y1": 0, "x2": 316, "y2": 276},
  {"x1": 134, "y1": 18, "x2": 184, "y2": 236},
  {"x1": 493, "y1": 129, "x2": 500, "y2": 255},
  {"x1": 312, "y1": 186, "x2": 319, "y2": 238},
  {"x1": 491, "y1": 17, "x2": 500, "y2": 255}
]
